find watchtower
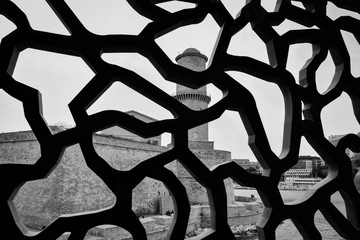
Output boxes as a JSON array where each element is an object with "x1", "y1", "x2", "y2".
[{"x1": 174, "y1": 48, "x2": 211, "y2": 143}]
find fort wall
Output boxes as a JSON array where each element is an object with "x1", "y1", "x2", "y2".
[{"x1": 0, "y1": 130, "x2": 234, "y2": 229}]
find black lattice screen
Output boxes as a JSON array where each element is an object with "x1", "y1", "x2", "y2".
[{"x1": 1, "y1": 0, "x2": 360, "y2": 239}]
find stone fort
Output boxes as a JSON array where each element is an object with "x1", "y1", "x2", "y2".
[{"x1": 0, "y1": 48, "x2": 237, "y2": 229}]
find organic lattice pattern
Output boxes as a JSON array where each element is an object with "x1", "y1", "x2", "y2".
[{"x1": 1, "y1": 0, "x2": 360, "y2": 239}]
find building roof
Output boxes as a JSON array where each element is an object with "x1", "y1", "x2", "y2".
[
  {"x1": 175, "y1": 48, "x2": 208, "y2": 62},
  {"x1": 184, "y1": 48, "x2": 200, "y2": 54},
  {"x1": 125, "y1": 110, "x2": 158, "y2": 123}
]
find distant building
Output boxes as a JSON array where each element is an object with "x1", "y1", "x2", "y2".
[
  {"x1": 232, "y1": 159, "x2": 261, "y2": 172},
  {"x1": 283, "y1": 155, "x2": 324, "y2": 187},
  {"x1": 284, "y1": 177, "x2": 322, "y2": 187},
  {"x1": 292, "y1": 156, "x2": 324, "y2": 170},
  {"x1": 285, "y1": 169, "x2": 313, "y2": 179}
]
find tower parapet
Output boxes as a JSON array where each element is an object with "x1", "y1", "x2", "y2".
[{"x1": 173, "y1": 91, "x2": 211, "y2": 104}]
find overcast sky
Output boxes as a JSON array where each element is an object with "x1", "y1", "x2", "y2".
[{"x1": 1, "y1": 0, "x2": 360, "y2": 161}]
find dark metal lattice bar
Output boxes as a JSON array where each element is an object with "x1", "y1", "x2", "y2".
[{"x1": 1, "y1": 0, "x2": 360, "y2": 239}]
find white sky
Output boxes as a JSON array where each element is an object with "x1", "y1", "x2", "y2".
[{"x1": 1, "y1": 0, "x2": 360, "y2": 161}]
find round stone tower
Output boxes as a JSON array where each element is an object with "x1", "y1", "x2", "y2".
[
  {"x1": 172, "y1": 50, "x2": 235, "y2": 205},
  {"x1": 174, "y1": 48, "x2": 211, "y2": 143}
]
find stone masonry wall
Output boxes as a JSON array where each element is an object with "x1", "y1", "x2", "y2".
[
  {"x1": 93, "y1": 135, "x2": 175, "y2": 215},
  {"x1": 177, "y1": 149, "x2": 235, "y2": 205},
  {"x1": 0, "y1": 132, "x2": 40, "y2": 164},
  {"x1": 0, "y1": 131, "x2": 173, "y2": 228},
  {"x1": 0, "y1": 130, "x2": 235, "y2": 229}
]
